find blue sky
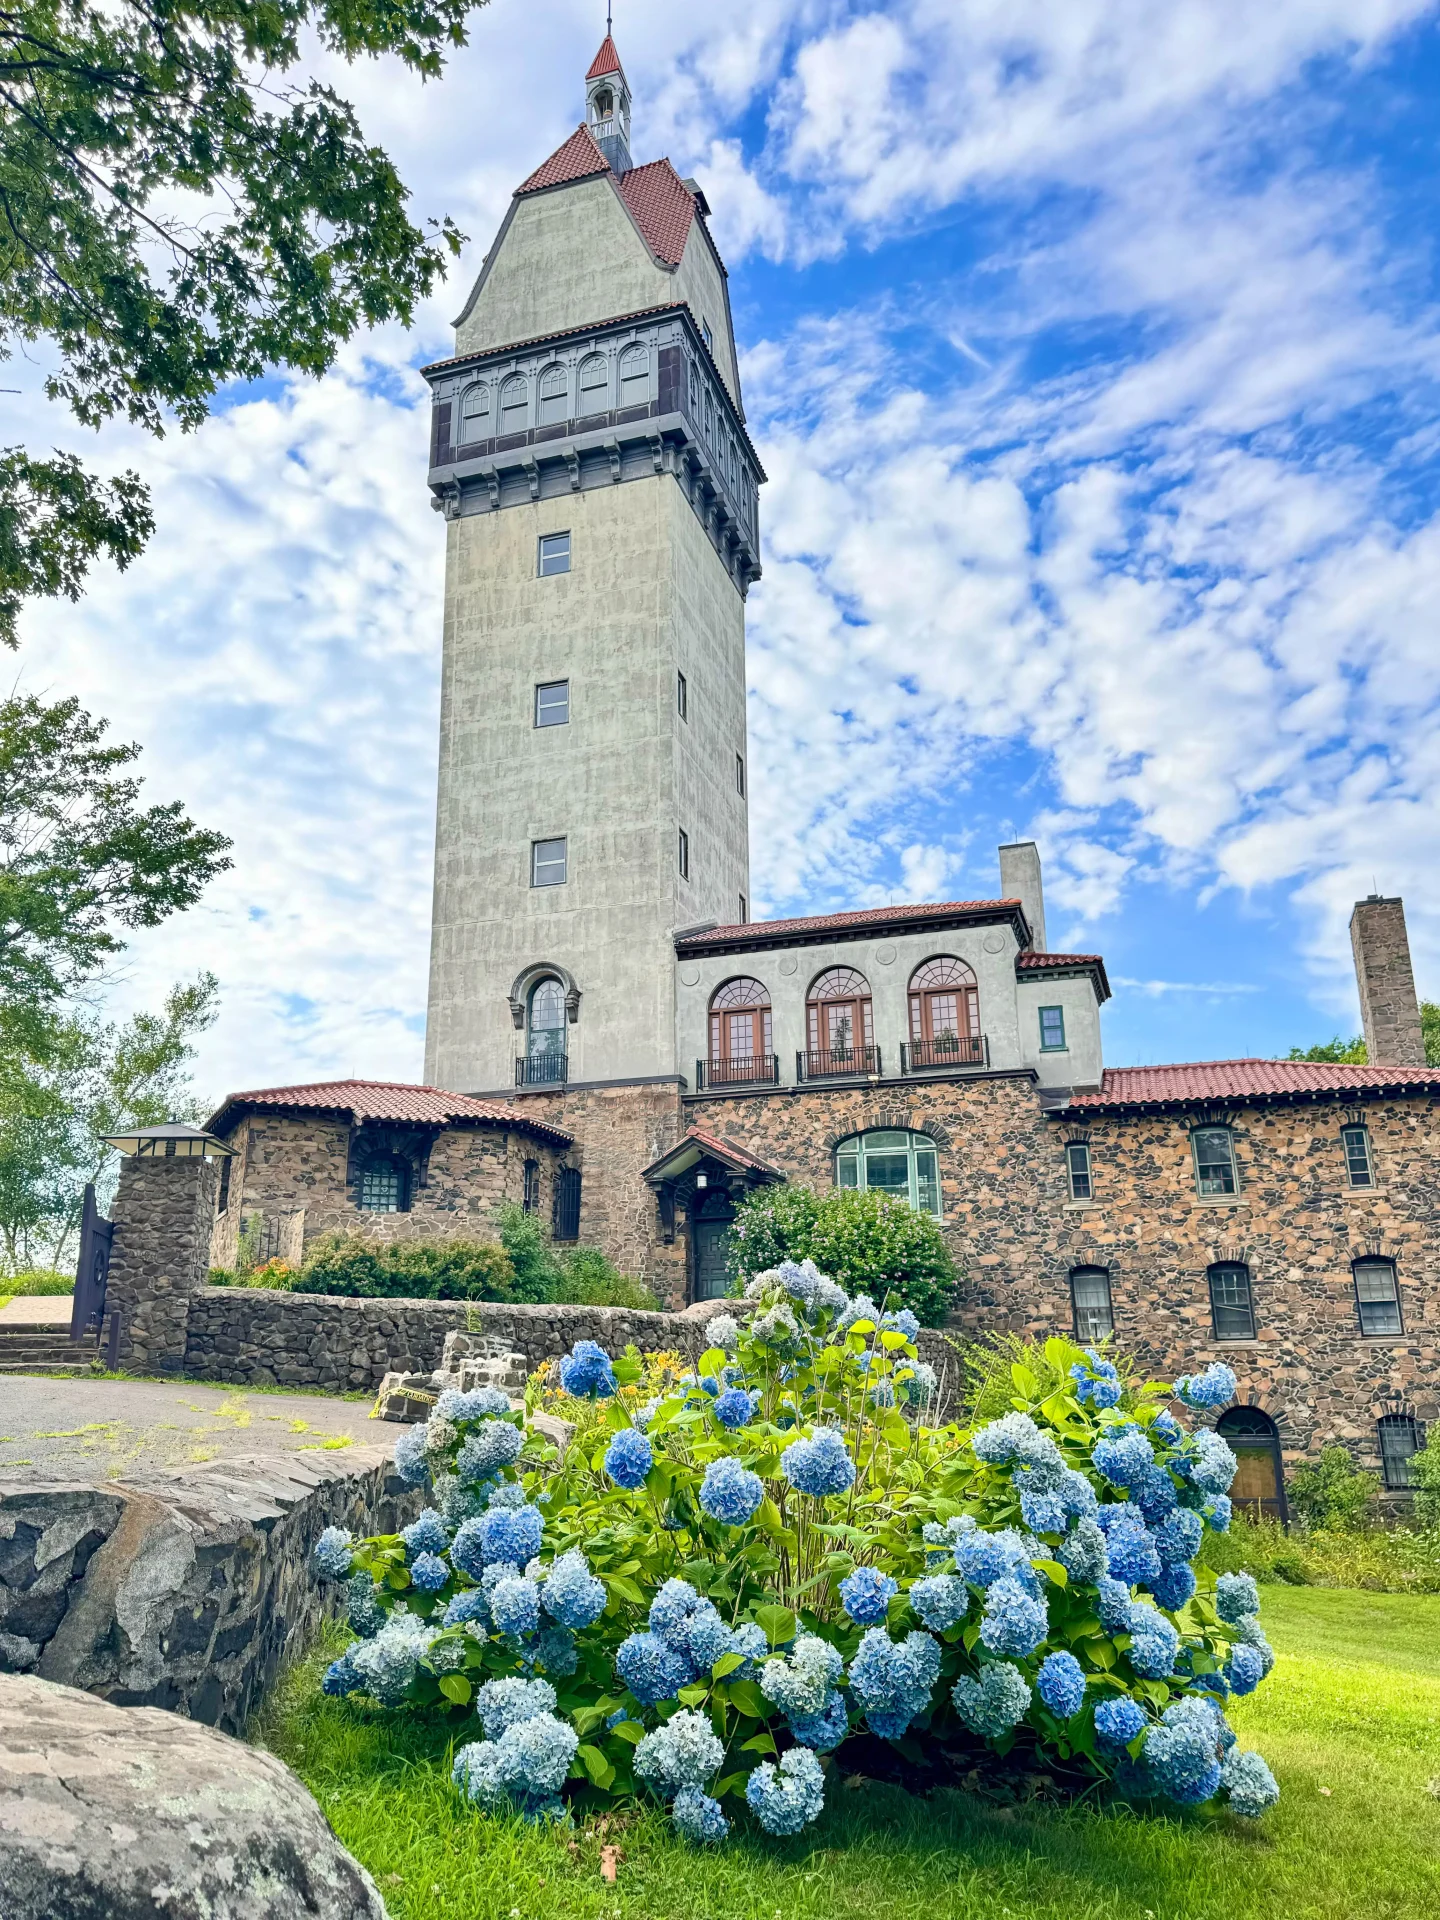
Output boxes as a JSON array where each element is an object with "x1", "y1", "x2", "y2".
[{"x1": 12, "y1": 0, "x2": 1440, "y2": 1095}]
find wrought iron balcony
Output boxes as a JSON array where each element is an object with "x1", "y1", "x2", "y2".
[
  {"x1": 901, "y1": 1035, "x2": 989, "y2": 1074},
  {"x1": 694, "y1": 1055, "x2": 780, "y2": 1091},
  {"x1": 796, "y1": 1046, "x2": 881, "y2": 1082},
  {"x1": 516, "y1": 1053, "x2": 567, "y2": 1087}
]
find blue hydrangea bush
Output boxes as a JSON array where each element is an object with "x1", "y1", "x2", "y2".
[{"x1": 311, "y1": 1264, "x2": 1278, "y2": 1840}]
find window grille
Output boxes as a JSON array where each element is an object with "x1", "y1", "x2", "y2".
[
  {"x1": 834, "y1": 1131, "x2": 941, "y2": 1219},
  {"x1": 554, "y1": 1167, "x2": 582, "y2": 1242},
  {"x1": 1342, "y1": 1124, "x2": 1374, "y2": 1188},
  {"x1": 535, "y1": 680, "x2": 569, "y2": 727},
  {"x1": 807, "y1": 967, "x2": 875, "y2": 1070},
  {"x1": 1353, "y1": 1257, "x2": 1403, "y2": 1336},
  {"x1": 907, "y1": 956, "x2": 980, "y2": 1067},
  {"x1": 1193, "y1": 1126, "x2": 1238, "y2": 1197},
  {"x1": 538, "y1": 532, "x2": 571, "y2": 577},
  {"x1": 1208, "y1": 1262, "x2": 1257, "y2": 1340},
  {"x1": 1378, "y1": 1412, "x2": 1422, "y2": 1489},
  {"x1": 1070, "y1": 1267, "x2": 1113, "y2": 1340},
  {"x1": 531, "y1": 838, "x2": 567, "y2": 887},
  {"x1": 1039, "y1": 1006, "x2": 1067, "y2": 1051},
  {"x1": 359, "y1": 1161, "x2": 404, "y2": 1213},
  {"x1": 1065, "y1": 1141, "x2": 1092, "y2": 1201}
]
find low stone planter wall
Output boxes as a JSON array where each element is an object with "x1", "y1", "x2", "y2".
[{"x1": 0, "y1": 1445, "x2": 421, "y2": 1733}]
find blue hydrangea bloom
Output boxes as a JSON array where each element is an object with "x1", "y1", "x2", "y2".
[
  {"x1": 349, "y1": 1613, "x2": 436, "y2": 1705},
  {"x1": 713, "y1": 1387, "x2": 754, "y2": 1429},
  {"x1": 971, "y1": 1412, "x2": 1066, "y2": 1476},
  {"x1": 1173, "y1": 1362, "x2": 1237, "y2": 1409},
  {"x1": 479, "y1": 1503, "x2": 544, "y2": 1567},
  {"x1": 443, "y1": 1588, "x2": 491, "y2": 1630},
  {"x1": 1149, "y1": 1562, "x2": 1197, "y2": 1612},
  {"x1": 909, "y1": 1574, "x2": 970, "y2": 1632},
  {"x1": 760, "y1": 1635, "x2": 845, "y2": 1719},
  {"x1": 685, "y1": 1603, "x2": 736, "y2": 1673},
  {"x1": 881, "y1": 1307, "x2": 921, "y2": 1341},
  {"x1": 436, "y1": 1387, "x2": 511, "y2": 1422},
  {"x1": 951, "y1": 1661, "x2": 1032, "y2": 1738},
  {"x1": 321, "y1": 1649, "x2": 364, "y2": 1696},
  {"x1": 1094, "y1": 1695, "x2": 1148, "y2": 1747},
  {"x1": 346, "y1": 1572, "x2": 387, "y2": 1639},
  {"x1": 1135, "y1": 1470, "x2": 1179, "y2": 1523},
  {"x1": 559, "y1": 1339, "x2": 617, "y2": 1398},
  {"x1": 706, "y1": 1313, "x2": 741, "y2": 1350},
  {"x1": 1215, "y1": 1571, "x2": 1261, "y2": 1623},
  {"x1": 401, "y1": 1509, "x2": 449, "y2": 1560},
  {"x1": 393, "y1": 1423, "x2": 430, "y2": 1487},
  {"x1": 1104, "y1": 1516, "x2": 1162, "y2": 1586},
  {"x1": 1204, "y1": 1492, "x2": 1233, "y2": 1532},
  {"x1": 541, "y1": 1549, "x2": 607, "y2": 1629},
  {"x1": 604, "y1": 1426, "x2": 654, "y2": 1489},
  {"x1": 1092, "y1": 1431, "x2": 1159, "y2": 1491},
  {"x1": 836, "y1": 1291, "x2": 880, "y2": 1333},
  {"x1": 952, "y1": 1524, "x2": 1034, "y2": 1591},
  {"x1": 1126, "y1": 1605, "x2": 1181, "y2": 1679},
  {"x1": 1018, "y1": 1485, "x2": 1069, "y2": 1534},
  {"x1": 449, "y1": 1516, "x2": 487, "y2": 1580},
  {"x1": 980, "y1": 1576, "x2": 1049, "y2": 1658},
  {"x1": 1070, "y1": 1351, "x2": 1123, "y2": 1409},
  {"x1": 1152, "y1": 1508, "x2": 1204, "y2": 1566},
  {"x1": 452, "y1": 1710, "x2": 579, "y2": 1814},
  {"x1": 1152, "y1": 1409, "x2": 1184, "y2": 1444},
  {"x1": 456, "y1": 1420, "x2": 524, "y2": 1483},
  {"x1": 527, "y1": 1623, "x2": 578, "y2": 1677},
  {"x1": 616, "y1": 1630, "x2": 690, "y2": 1706},
  {"x1": 699, "y1": 1455, "x2": 764, "y2": 1525},
  {"x1": 788, "y1": 1689, "x2": 849, "y2": 1751},
  {"x1": 312, "y1": 1527, "x2": 353, "y2": 1581},
  {"x1": 1057, "y1": 1518, "x2": 1109, "y2": 1585},
  {"x1": 475, "y1": 1676, "x2": 557, "y2": 1738},
  {"x1": 1226, "y1": 1644, "x2": 1266, "y2": 1696},
  {"x1": 1036, "y1": 1650, "x2": 1086, "y2": 1718},
  {"x1": 848, "y1": 1628, "x2": 942, "y2": 1740},
  {"x1": 649, "y1": 1578, "x2": 702, "y2": 1641},
  {"x1": 729, "y1": 1621, "x2": 768, "y2": 1678},
  {"x1": 746, "y1": 1747, "x2": 826, "y2": 1836},
  {"x1": 839, "y1": 1566, "x2": 898, "y2": 1626},
  {"x1": 1058, "y1": 1467, "x2": 1100, "y2": 1519},
  {"x1": 490, "y1": 1574, "x2": 541, "y2": 1639},
  {"x1": 635, "y1": 1707, "x2": 725, "y2": 1795},
  {"x1": 1144, "y1": 1706, "x2": 1223, "y2": 1805},
  {"x1": 1182, "y1": 1429, "x2": 1238, "y2": 1496},
  {"x1": 1096, "y1": 1574, "x2": 1134, "y2": 1628},
  {"x1": 781, "y1": 1428, "x2": 856, "y2": 1497},
  {"x1": 409, "y1": 1551, "x2": 449, "y2": 1594},
  {"x1": 672, "y1": 1785, "x2": 730, "y2": 1844},
  {"x1": 1221, "y1": 1748, "x2": 1280, "y2": 1817}
]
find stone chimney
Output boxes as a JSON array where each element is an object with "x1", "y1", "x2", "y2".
[
  {"x1": 1349, "y1": 894, "x2": 1425, "y2": 1066},
  {"x1": 999, "y1": 841, "x2": 1047, "y2": 952}
]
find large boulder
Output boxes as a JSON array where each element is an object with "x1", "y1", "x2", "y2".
[{"x1": 0, "y1": 1670, "x2": 387, "y2": 1919}]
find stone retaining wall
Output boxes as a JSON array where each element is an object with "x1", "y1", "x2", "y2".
[{"x1": 0, "y1": 1446, "x2": 421, "y2": 1733}]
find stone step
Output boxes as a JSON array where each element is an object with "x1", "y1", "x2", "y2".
[{"x1": 0, "y1": 1359, "x2": 92, "y2": 1373}]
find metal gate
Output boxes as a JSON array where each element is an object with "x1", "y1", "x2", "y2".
[{"x1": 69, "y1": 1183, "x2": 118, "y2": 1362}]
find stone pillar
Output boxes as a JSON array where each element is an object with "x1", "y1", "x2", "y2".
[
  {"x1": 106, "y1": 1155, "x2": 220, "y2": 1373},
  {"x1": 1350, "y1": 894, "x2": 1425, "y2": 1067},
  {"x1": 999, "y1": 840, "x2": 1047, "y2": 952}
]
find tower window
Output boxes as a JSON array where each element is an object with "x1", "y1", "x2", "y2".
[
  {"x1": 523, "y1": 1159, "x2": 541, "y2": 1214},
  {"x1": 1353, "y1": 1257, "x2": 1403, "y2": 1336},
  {"x1": 1192, "y1": 1126, "x2": 1238, "y2": 1197},
  {"x1": 535, "y1": 680, "x2": 569, "y2": 727},
  {"x1": 738, "y1": 893, "x2": 748, "y2": 924},
  {"x1": 531, "y1": 837, "x2": 567, "y2": 887},
  {"x1": 736, "y1": 752, "x2": 745, "y2": 796},
  {"x1": 538, "y1": 532, "x2": 571, "y2": 577},
  {"x1": 1342, "y1": 1124, "x2": 1374, "y2": 1187},
  {"x1": 538, "y1": 362, "x2": 569, "y2": 427},
  {"x1": 527, "y1": 978, "x2": 566, "y2": 1075},
  {"x1": 1039, "y1": 1006, "x2": 1067, "y2": 1051},
  {"x1": 578, "y1": 353, "x2": 608, "y2": 407},
  {"x1": 500, "y1": 374, "x2": 528, "y2": 434},
  {"x1": 701, "y1": 319, "x2": 714, "y2": 352},
  {"x1": 677, "y1": 671, "x2": 688, "y2": 719},
  {"x1": 1378, "y1": 1412, "x2": 1423, "y2": 1489},
  {"x1": 619, "y1": 344, "x2": 650, "y2": 409},
  {"x1": 460, "y1": 384, "x2": 489, "y2": 436},
  {"x1": 1065, "y1": 1141, "x2": 1092, "y2": 1201},
  {"x1": 1208, "y1": 1262, "x2": 1257, "y2": 1340},
  {"x1": 678, "y1": 829, "x2": 690, "y2": 880},
  {"x1": 217, "y1": 1155, "x2": 232, "y2": 1213},
  {"x1": 594, "y1": 87, "x2": 613, "y2": 119},
  {"x1": 1070, "y1": 1266, "x2": 1113, "y2": 1341}
]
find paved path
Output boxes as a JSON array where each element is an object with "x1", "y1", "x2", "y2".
[
  {"x1": 0, "y1": 1373, "x2": 379, "y2": 1484},
  {"x1": 0, "y1": 1295, "x2": 72, "y2": 1325}
]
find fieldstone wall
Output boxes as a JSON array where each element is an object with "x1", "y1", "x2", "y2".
[
  {"x1": 108, "y1": 1153, "x2": 222, "y2": 1373},
  {"x1": 0, "y1": 1446, "x2": 421, "y2": 1733}
]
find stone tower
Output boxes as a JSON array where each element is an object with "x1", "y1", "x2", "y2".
[{"x1": 421, "y1": 35, "x2": 762, "y2": 1097}]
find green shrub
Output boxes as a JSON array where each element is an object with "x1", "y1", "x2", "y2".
[
  {"x1": 553, "y1": 1244, "x2": 657, "y2": 1309},
  {"x1": 960, "y1": 1331, "x2": 1134, "y2": 1425},
  {"x1": 729, "y1": 1183, "x2": 958, "y2": 1325},
  {"x1": 494, "y1": 1202, "x2": 655, "y2": 1308},
  {"x1": 1288, "y1": 1444, "x2": 1379, "y2": 1531},
  {"x1": 1410, "y1": 1431, "x2": 1440, "y2": 1532},
  {"x1": 292, "y1": 1235, "x2": 517, "y2": 1302},
  {"x1": 1197, "y1": 1511, "x2": 1440, "y2": 1593},
  {"x1": 5, "y1": 1268, "x2": 74, "y2": 1295},
  {"x1": 207, "y1": 1259, "x2": 297, "y2": 1290}
]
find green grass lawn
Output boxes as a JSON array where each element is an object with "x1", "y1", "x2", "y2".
[{"x1": 257, "y1": 1587, "x2": 1440, "y2": 1920}]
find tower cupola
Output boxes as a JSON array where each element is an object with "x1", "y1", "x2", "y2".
[{"x1": 585, "y1": 32, "x2": 632, "y2": 175}]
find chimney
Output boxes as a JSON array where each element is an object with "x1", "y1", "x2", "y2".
[
  {"x1": 1349, "y1": 894, "x2": 1425, "y2": 1066},
  {"x1": 999, "y1": 841, "x2": 1047, "y2": 952}
]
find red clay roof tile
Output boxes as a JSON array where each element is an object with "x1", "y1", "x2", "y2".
[
  {"x1": 675, "y1": 899, "x2": 1025, "y2": 949},
  {"x1": 1067, "y1": 1058, "x2": 1440, "y2": 1112},
  {"x1": 517, "y1": 125, "x2": 610, "y2": 195},
  {"x1": 586, "y1": 34, "x2": 625, "y2": 81},
  {"x1": 618, "y1": 159, "x2": 697, "y2": 266},
  {"x1": 208, "y1": 1079, "x2": 572, "y2": 1146}
]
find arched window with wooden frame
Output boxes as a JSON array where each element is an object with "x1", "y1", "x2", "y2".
[
  {"x1": 704, "y1": 977, "x2": 776, "y2": 1088},
  {"x1": 804, "y1": 967, "x2": 876, "y2": 1078},
  {"x1": 537, "y1": 362, "x2": 569, "y2": 427},
  {"x1": 1217, "y1": 1406, "x2": 1287, "y2": 1522},
  {"x1": 499, "y1": 373, "x2": 529, "y2": 436},
  {"x1": 906, "y1": 956, "x2": 982, "y2": 1069}
]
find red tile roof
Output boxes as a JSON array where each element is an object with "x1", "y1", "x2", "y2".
[
  {"x1": 517, "y1": 125, "x2": 610, "y2": 195},
  {"x1": 208, "y1": 1079, "x2": 573, "y2": 1146},
  {"x1": 618, "y1": 159, "x2": 697, "y2": 266},
  {"x1": 1017, "y1": 951, "x2": 1105, "y2": 971},
  {"x1": 675, "y1": 899, "x2": 1027, "y2": 952},
  {"x1": 1064, "y1": 1058, "x2": 1440, "y2": 1114},
  {"x1": 587, "y1": 33, "x2": 625, "y2": 81}
]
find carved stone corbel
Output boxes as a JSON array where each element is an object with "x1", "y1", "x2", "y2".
[
  {"x1": 604, "y1": 437, "x2": 623, "y2": 483},
  {"x1": 566, "y1": 449, "x2": 582, "y2": 491}
]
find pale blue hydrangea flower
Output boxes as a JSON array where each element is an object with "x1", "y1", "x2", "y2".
[
  {"x1": 775, "y1": 1258, "x2": 825, "y2": 1307},
  {"x1": 881, "y1": 1307, "x2": 921, "y2": 1341},
  {"x1": 749, "y1": 1300, "x2": 801, "y2": 1347},
  {"x1": 952, "y1": 1524, "x2": 1039, "y2": 1592},
  {"x1": 1126, "y1": 1604, "x2": 1180, "y2": 1679},
  {"x1": 699, "y1": 1455, "x2": 764, "y2": 1524},
  {"x1": 1152, "y1": 1508, "x2": 1204, "y2": 1565},
  {"x1": 346, "y1": 1572, "x2": 387, "y2": 1639},
  {"x1": 489, "y1": 1482, "x2": 529, "y2": 1511},
  {"x1": 1018, "y1": 1485, "x2": 1068, "y2": 1534},
  {"x1": 634, "y1": 1708, "x2": 724, "y2": 1794},
  {"x1": 1136, "y1": 1471, "x2": 1178, "y2": 1523},
  {"x1": 951, "y1": 1661, "x2": 1032, "y2": 1738},
  {"x1": 1182, "y1": 1429, "x2": 1238, "y2": 1496},
  {"x1": 528, "y1": 1624, "x2": 579, "y2": 1677},
  {"x1": 760, "y1": 1635, "x2": 845, "y2": 1719},
  {"x1": 1231, "y1": 1614, "x2": 1275, "y2": 1677},
  {"x1": 713, "y1": 1387, "x2": 755, "y2": 1429},
  {"x1": 1221, "y1": 1747, "x2": 1280, "y2": 1817},
  {"x1": 1152, "y1": 1409, "x2": 1184, "y2": 1444},
  {"x1": 706, "y1": 1313, "x2": 741, "y2": 1351},
  {"x1": 1103, "y1": 1514, "x2": 1162, "y2": 1586},
  {"x1": 449, "y1": 1516, "x2": 487, "y2": 1580},
  {"x1": 1143, "y1": 1702, "x2": 1223, "y2": 1805},
  {"x1": 1094, "y1": 1695, "x2": 1147, "y2": 1746},
  {"x1": 1036, "y1": 1650, "x2": 1086, "y2": 1718},
  {"x1": 1173, "y1": 1362, "x2": 1237, "y2": 1409},
  {"x1": 839, "y1": 1566, "x2": 897, "y2": 1626},
  {"x1": 312, "y1": 1527, "x2": 354, "y2": 1581},
  {"x1": 479, "y1": 1503, "x2": 544, "y2": 1566},
  {"x1": 1057, "y1": 1518, "x2": 1109, "y2": 1585},
  {"x1": 971, "y1": 1412, "x2": 1066, "y2": 1478},
  {"x1": 409, "y1": 1551, "x2": 449, "y2": 1594},
  {"x1": 1215, "y1": 1571, "x2": 1260, "y2": 1623},
  {"x1": 443, "y1": 1588, "x2": 490, "y2": 1630},
  {"x1": 403, "y1": 1509, "x2": 449, "y2": 1559},
  {"x1": 1225, "y1": 1644, "x2": 1266, "y2": 1695},
  {"x1": 393, "y1": 1423, "x2": 431, "y2": 1487},
  {"x1": 898, "y1": 1361, "x2": 938, "y2": 1409},
  {"x1": 909, "y1": 1574, "x2": 969, "y2": 1632},
  {"x1": 1149, "y1": 1563, "x2": 1197, "y2": 1611},
  {"x1": 672, "y1": 1785, "x2": 730, "y2": 1843},
  {"x1": 810, "y1": 1275, "x2": 849, "y2": 1318},
  {"x1": 616, "y1": 1630, "x2": 690, "y2": 1706},
  {"x1": 490, "y1": 1574, "x2": 542, "y2": 1638},
  {"x1": 541, "y1": 1549, "x2": 607, "y2": 1629},
  {"x1": 452, "y1": 1710, "x2": 579, "y2": 1815},
  {"x1": 558, "y1": 1339, "x2": 617, "y2": 1397},
  {"x1": 1096, "y1": 1575, "x2": 1134, "y2": 1629},
  {"x1": 729, "y1": 1621, "x2": 768, "y2": 1679},
  {"x1": 848, "y1": 1628, "x2": 942, "y2": 1740},
  {"x1": 787, "y1": 1689, "x2": 849, "y2": 1751},
  {"x1": 422, "y1": 1414, "x2": 457, "y2": 1460},
  {"x1": 475, "y1": 1676, "x2": 557, "y2": 1738},
  {"x1": 648, "y1": 1579, "x2": 732, "y2": 1673},
  {"x1": 456, "y1": 1419, "x2": 524, "y2": 1483},
  {"x1": 349, "y1": 1612, "x2": 437, "y2": 1706},
  {"x1": 1203, "y1": 1492, "x2": 1233, "y2": 1532},
  {"x1": 746, "y1": 1746, "x2": 826, "y2": 1835},
  {"x1": 1092, "y1": 1431, "x2": 1158, "y2": 1491},
  {"x1": 649, "y1": 1578, "x2": 703, "y2": 1640},
  {"x1": 1070, "y1": 1351, "x2": 1123, "y2": 1409},
  {"x1": 782, "y1": 1428, "x2": 857, "y2": 1498},
  {"x1": 437, "y1": 1473, "x2": 494, "y2": 1528},
  {"x1": 979, "y1": 1577, "x2": 1049, "y2": 1658},
  {"x1": 604, "y1": 1426, "x2": 653, "y2": 1488},
  {"x1": 436, "y1": 1387, "x2": 511, "y2": 1422},
  {"x1": 836, "y1": 1292, "x2": 881, "y2": 1333},
  {"x1": 321, "y1": 1648, "x2": 364, "y2": 1696}
]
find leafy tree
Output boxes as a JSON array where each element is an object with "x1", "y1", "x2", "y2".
[
  {"x1": 0, "y1": 693, "x2": 230, "y2": 1007},
  {"x1": 1287, "y1": 1443, "x2": 1378, "y2": 1532},
  {"x1": 1286, "y1": 1003, "x2": 1440, "y2": 1067},
  {"x1": 1, "y1": 0, "x2": 483, "y2": 642},
  {"x1": 728, "y1": 1183, "x2": 959, "y2": 1327},
  {"x1": 1410, "y1": 1431, "x2": 1440, "y2": 1533}
]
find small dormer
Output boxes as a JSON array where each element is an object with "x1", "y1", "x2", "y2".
[{"x1": 586, "y1": 33, "x2": 632, "y2": 175}]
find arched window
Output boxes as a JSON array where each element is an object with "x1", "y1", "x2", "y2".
[
  {"x1": 619, "y1": 344, "x2": 650, "y2": 409},
  {"x1": 835, "y1": 1130, "x2": 941, "y2": 1219},
  {"x1": 1070, "y1": 1266, "x2": 1113, "y2": 1340},
  {"x1": 805, "y1": 967, "x2": 875, "y2": 1076},
  {"x1": 594, "y1": 87, "x2": 614, "y2": 120},
  {"x1": 500, "y1": 374, "x2": 528, "y2": 435},
  {"x1": 358, "y1": 1156, "x2": 408, "y2": 1213},
  {"x1": 525, "y1": 976, "x2": 567, "y2": 1084},
  {"x1": 706, "y1": 977, "x2": 774, "y2": 1086},
  {"x1": 537, "y1": 363, "x2": 569, "y2": 427},
  {"x1": 578, "y1": 353, "x2": 608, "y2": 409},
  {"x1": 1378, "y1": 1412, "x2": 1423, "y2": 1489},
  {"x1": 1208, "y1": 1262, "x2": 1257, "y2": 1340},
  {"x1": 908, "y1": 956, "x2": 980, "y2": 1067},
  {"x1": 1217, "y1": 1407, "x2": 1286, "y2": 1520},
  {"x1": 460, "y1": 384, "x2": 489, "y2": 438}
]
